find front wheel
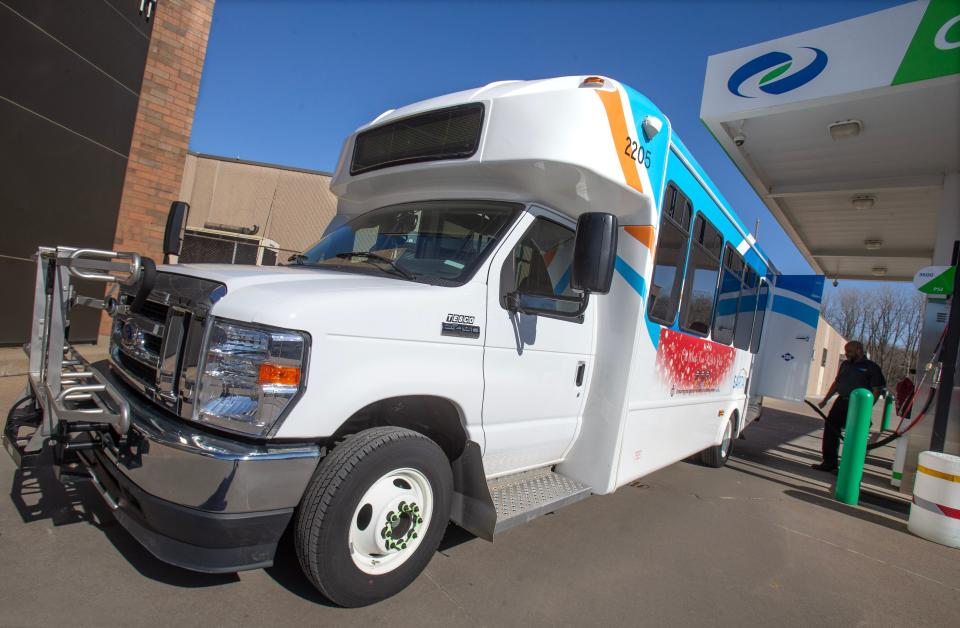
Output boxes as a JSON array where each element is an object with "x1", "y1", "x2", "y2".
[
  {"x1": 294, "y1": 427, "x2": 453, "y2": 607},
  {"x1": 700, "y1": 414, "x2": 735, "y2": 468}
]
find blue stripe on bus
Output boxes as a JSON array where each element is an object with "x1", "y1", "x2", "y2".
[
  {"x1": 771, "y1": 295, "x2": 820, "y2": 329},
  {"x1": 615, "y1": 257, "x2": 645, "y2": 296},
  {"x1": 554, "y1": 268, "x2": 571, "y2": 294},
  {"x1": 614, "y1": 257, "x2": 661, "y2": 349},
  {"x1": 774, "y1": 275, "x2": 824, "y2": 304},
  {"x1": 715, "y1": 298, "x2": 739, "y2": 316}
]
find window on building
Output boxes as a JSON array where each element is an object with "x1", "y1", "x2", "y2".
[
  {"x1": 508, "y1": 217, "x2": 577, "y2": 313},
  {"x1": 679, "y1": 213, "x2": 723, "y2": 336},
  {"x1": 821, "y1": 348, "x2": 829, "y2": 367},
  {"x1": 750, "y1": 279, "x2": 769, "y2": 353},
  {"x1": 733, "y1": 266, "x2": 758, "y2": 351},
  {"x1": 712, "y1": 245, "x2": 744, "y2": 345},
  {"x1": 647, "y1": 184, "x2": 692, "y2": 325}
]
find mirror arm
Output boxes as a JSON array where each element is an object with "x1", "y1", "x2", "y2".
[{"x1": 505, "y1": 291, "x2": 520, "y2": 313}]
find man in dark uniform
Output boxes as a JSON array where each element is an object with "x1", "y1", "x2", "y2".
[{"x1": 812, "y1": 341, "x2": 885, "y2": 472}]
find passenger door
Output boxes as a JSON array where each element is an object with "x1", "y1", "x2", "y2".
[
  {"x1": 750, "y1": 275, "x2": 825, "y2": 402},
  {"x1": 481, "y1": 209, "x2": 595, "y2": 477}
]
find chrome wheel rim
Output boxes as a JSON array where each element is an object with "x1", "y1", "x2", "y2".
[{"x1": 348, "y1": 467, "x2": 433, "y2": 575}]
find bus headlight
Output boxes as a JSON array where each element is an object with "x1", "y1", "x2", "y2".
[{"x1": 195, "y1": 319, "x2": 308, "y2": 437}]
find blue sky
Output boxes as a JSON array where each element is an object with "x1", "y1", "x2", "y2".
[{"x1": 190, "y1": 0, "x2": 907, "y2": 290}]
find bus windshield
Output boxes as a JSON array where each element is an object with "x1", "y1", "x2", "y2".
[{"x1": 295, "y1": 200, "x2": 522, "y2": 285}]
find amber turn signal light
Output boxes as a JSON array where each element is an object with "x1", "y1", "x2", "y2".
[{"x1": 258, "y1": 363, "x2": 301, "y2": 386}]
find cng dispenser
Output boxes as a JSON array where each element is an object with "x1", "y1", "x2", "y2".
[
  {"x1": 897, "y1": 250, "x2": 960, "y2": 490},
  {"x1": 892, "y1": 299, "x2": 951, "y2": 487},
  {"x1": 907, "y1": 280, "x2": 960, "y2": 547}
]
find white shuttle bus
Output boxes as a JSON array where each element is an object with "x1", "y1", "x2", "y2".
[{"x1": 4, "y1": 76, "x2": 825, "y2": 606}]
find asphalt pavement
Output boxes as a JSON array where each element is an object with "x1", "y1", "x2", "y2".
[{"x1": 1, "y1": 374, "x2": 957, "y2": 627}]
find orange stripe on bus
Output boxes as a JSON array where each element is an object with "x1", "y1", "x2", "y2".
[
  {"x1": 543, "y1": 248, "x2": 558, "y2": 267},
  {"x1": 624, "y1": 225, "x2": 655, "y2": 250},
  {"x1": 596, "y1": 89, "x2": 644, "y2": 194}
]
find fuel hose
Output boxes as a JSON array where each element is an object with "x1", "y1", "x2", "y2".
[
  {"x1": 804, "y1": 384, "x2": 937, "y2": 451},
  {"x1": 804, "y1": 317, "x2": 949, "y2": 451}
]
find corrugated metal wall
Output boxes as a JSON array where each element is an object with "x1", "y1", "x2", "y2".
[{"x1": 179, "y1": 153, "x2": 338, "y2": 258}]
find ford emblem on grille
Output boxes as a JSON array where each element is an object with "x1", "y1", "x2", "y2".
[{"x1": 121, "y1": 321, "x2": 143, "y2": 349}]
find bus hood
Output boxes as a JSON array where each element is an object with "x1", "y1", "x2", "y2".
[{"x1": 161, "y1": 263, "x2": 485, "y2": 343}]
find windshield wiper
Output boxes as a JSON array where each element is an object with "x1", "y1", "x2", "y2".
[{"x1": 334, "y1": 252, "x2": 416, "y2": 280}]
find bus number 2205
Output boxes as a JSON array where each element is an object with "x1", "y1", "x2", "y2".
[{"x1": 623, "y1": 136, "x2": 651, "y2": 169}]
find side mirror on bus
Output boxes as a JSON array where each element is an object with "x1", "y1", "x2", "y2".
[
  {"x1": 571, "y1": 212, "x2": 618, "y2": 295},
  {"x1": 163, "y1": 201, "x2": 190, "y2": 262},
  {"x1": 503, "y1": 212, "x2": 618, "y2": 323}
]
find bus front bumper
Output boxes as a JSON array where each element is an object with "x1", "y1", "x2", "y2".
[{"x1": 62, "y1": 362, "x2": 322, "y2": 573}]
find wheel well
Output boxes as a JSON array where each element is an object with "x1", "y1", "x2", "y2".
[{"x1": 330, "y1": 396, "x2": 468, "y2": 460}]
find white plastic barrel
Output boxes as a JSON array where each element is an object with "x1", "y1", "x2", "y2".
[{"x1": 908, "y1": 451, "x2": 960, "y2": 548}]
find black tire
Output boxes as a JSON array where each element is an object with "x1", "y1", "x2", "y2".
[
  {"x1": 294, "y1": 426, "x2": 453, "y2": 607},
  {"x1": 700, "y1": 414, "x2": 736, "y2": 468}
]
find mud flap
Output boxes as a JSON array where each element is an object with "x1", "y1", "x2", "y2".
[{"x1": 449, "y1": 440, "x2": 496, "y2": 541}]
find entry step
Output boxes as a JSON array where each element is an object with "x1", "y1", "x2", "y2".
[{"x1": 488, "y1": 467, "x2": 591, "y2": 534}]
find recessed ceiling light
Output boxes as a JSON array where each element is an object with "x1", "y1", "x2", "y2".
[
  {"x1": 829, "y1": 119, "x2": 863, "y2": 140},
  {"x1": 852, "y1": 195, "x2": 875, "y2": 210},
  {"x1": 871, "y1": 266, "x2": 888, "y2": 276},
  {"x1": 864, "y1": 239, "x2": 883, "y2": 250}
]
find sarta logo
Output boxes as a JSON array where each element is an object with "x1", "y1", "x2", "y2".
[{"x1": 727, "y1": 47, "x2": 828, "y2": 98}]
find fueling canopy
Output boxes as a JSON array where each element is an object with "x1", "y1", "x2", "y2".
[{"x1": 701, "y1": 0, "x2": 960, "y2": 281}]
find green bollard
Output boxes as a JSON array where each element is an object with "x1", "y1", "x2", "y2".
[
  {"x1": 881, "y1": 393, "x2": 894, "y2": 432},
  {"x1": 835, "y1": 388, "x2": 874, "y2": 505}
]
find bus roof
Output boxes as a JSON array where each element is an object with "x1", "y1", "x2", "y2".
[{"x1": 331, "y1": 76, "x2": 775, "y2": 275}]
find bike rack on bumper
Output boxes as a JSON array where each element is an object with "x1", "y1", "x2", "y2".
[
  {"x1": 3, "y1": 246, "x2": 321, "y2": 573},
  {"x1": 3, "y1": 247, "x2": 139, "y2": 474}
]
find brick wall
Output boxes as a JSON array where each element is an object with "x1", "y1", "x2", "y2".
[{"x1": 103, "y1": 0, "x2": 215, "y2": 335}]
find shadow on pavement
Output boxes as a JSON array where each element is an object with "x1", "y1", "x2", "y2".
[
  {"x1": 737, "y1": 405, "x2": 901, "y2": 493},
  {"x1": 742, "y1": 406, "x2": 824, "y2": 453},
  {"x1": 7, "y1": 455, "x2": 238, "y2": 588},
  {"x1": 263, "y1": 522, "x2": 480, "y2": 606},
  {"x1": 784, "y1": 490, "x2": 909, "y2": 531},
  {"x1": 726, "y1": 400, "x2": 913, "y2": 532},
  {"x1": 9, "y1": 448, "x2": 481, "y2": 604},
  {"x1": 263, "y1": 526, "x2": 338, "y2": 607},
  {"x1": 728, "y1": 462, "x2": 909, "y2": 534}
]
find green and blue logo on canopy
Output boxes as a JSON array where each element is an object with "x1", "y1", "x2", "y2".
[{"x1": 728, "y1": 47, "x2": 828, "y2": 98}]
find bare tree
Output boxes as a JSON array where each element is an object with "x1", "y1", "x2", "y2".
[{"x1": 822, "y1": 286, "x2": 924, "y2": 386}]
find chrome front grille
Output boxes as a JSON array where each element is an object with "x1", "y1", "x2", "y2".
[
  {"x1": 109, "y1": 272, "x2": 225, "y2": 419},
  {"x1": 136, "y1": 299, "x2": 170, "y2": 324}
]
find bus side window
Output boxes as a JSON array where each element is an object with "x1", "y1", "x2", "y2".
[
  {"x1": 750, "y1": 278, "x2": 769, "y2": 353},
  {"x1": 647, "y1": 183, "x2": 692, "y2": 326},
  {"x1": 679, "y1": 213, "x2": 722, "y2": 337},
  {"x1": 712, "y1": 245, "x2": 744, "y2": 345},
  {"x1": 733, "y1": 266, "x2": 758, "y2": 350}
]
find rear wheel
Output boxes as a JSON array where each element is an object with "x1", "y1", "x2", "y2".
[
  {"x1": 294, "y1": 427, "x2": 452, "y2": 607},
  {"x1": 700, "y1": 414, "x2": 735, "y2": 468}
]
